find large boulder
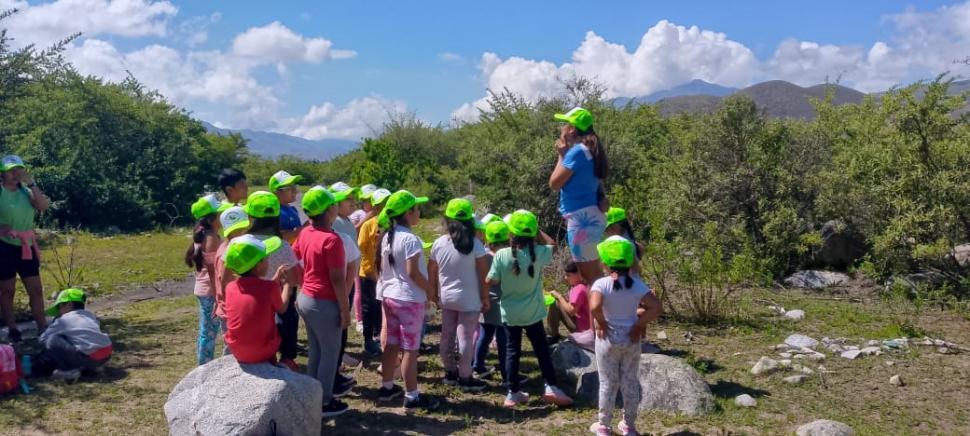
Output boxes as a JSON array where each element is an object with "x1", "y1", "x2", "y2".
[
  {"x1": 784, "y1": 270, "x2": 850, "y2": 289},
  {"x1": 816, "y1": 220, "x2": 866, "y2": 269},
  {"x1": 551, "y1": 341, "x2": 715, "y2": 416},
  {"x1": 796, "y1": 419, "x2": 855, "y2": 436},
  {"x1": 164, "y1": 356, "x2": 322, "y2": 436}
]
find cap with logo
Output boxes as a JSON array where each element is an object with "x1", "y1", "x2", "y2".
[
  {"x1": 329, "y1": 182, "x2": 359, "y2": 202},
  {"x1": 1, "y1": 155, "x2": 25, "y2": 172},
  {"x1": 46, "y1": 288, "x2": 87, "y2": 316},
  {"x1": 220, "y1": 206, "x2": 251, "y2": 238},
  {"x1": 370, "y1": 188, "x2": 392, "y2": 206},
  {"x1": 191, "y1": 193, "x2": 231, "y2": 220},
  {"x1": 244, "y1": 191, "x2": 281, "y2": 218},
  {"x1": 224, "y1": 234, "x2": 282, "y2": 275},
  {"x1": 302, "y1": 185, "x2": 336, "y2": 217},
  {"x1": 359, "y1": 184, "x2": 378, "y2": 200},
  {"x1": 268, "y1": 170, "x2": 303, "y2": 192}
]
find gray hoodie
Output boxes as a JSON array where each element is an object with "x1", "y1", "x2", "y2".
[{"x1": 39, "y1": 309, "x2": 112, "y2": 355}]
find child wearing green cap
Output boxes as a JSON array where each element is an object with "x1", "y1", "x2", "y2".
[
  {"x1": 376, "y1": 190, "x2": 438, "y2": 410},
  {"x1": 356, "y1": 188, "x2": 391, "y2": 357},
  {"x1": 486, "y1": 210, "x2": 574, "y2": 408},
  {"x1": 588, "y1": 236, "x2": 663, "y2": 436},
  {"x1": 328, "y1": 182, "x2": 363, "y2": 388},
  {"x1": 292, "y1": 186, "x2": 352, "y2": 417},
  {"x1": 215, "y1": 206, "x2": 252, "y2": 327},
  {"x1": 428, "y1": 198, "x2": 490, "y2": 392},
  {"x1": 186, "y1": 194, "x2": 229, "y2": 365},
  {"x1": 549, "y1": 107, "x2": 610, "y2": 285},
  {"x1": 604, "y1": 207, "x2": 644, "y2": 277},
  {"x1": 472, "y1": 220, "x2": 511, "y2": 383},
  {"x1": 33, "y1": 288, "x2": 112, "y2": 381}
]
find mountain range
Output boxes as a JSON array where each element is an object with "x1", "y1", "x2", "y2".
[{"x1": 200, "y1": 121, "x2": 357, "y2": 161}]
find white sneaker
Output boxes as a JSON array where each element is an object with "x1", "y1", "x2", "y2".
[{"x1": 542, "y1": 384, "x2": 574, "y2": 406}]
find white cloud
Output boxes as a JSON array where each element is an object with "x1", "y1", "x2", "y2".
[
  {"x1": 176, "y1": 12, "x2": 221, "y2": 47},
  {"x1": 438, "y1": 52, "x2": 465, "y2": 64},
  {"x1": 231, "y1": 21, "x2": 356, "y2": 65},
  {"x1": 290, "y1": 96, "x2": 407, "y2": 140},
  {"x1": 0, "y1": 0, "x2": 177, "y2": 47}
]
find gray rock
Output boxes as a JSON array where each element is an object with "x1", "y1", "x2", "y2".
[
  {"x1": 953, "y1": 244, "x2": 970, "y2": 267},
  {"x1": 785, "y1": 270, "x2": 851, "y2": 289},
  {"x1": 751, "y1": 356, "x2": 779, "y2": 375},
  {"x1": 796, "y1": 419, "x2": 855, "y2": 436},
  {"x1": 784, "y1": 374, "x2": 809, "y2": 384},
  {"x1": 552, "y1": 341, "x2": 715, "y2": 415},
  {"x1": 816, "y1": 220, "x2": 867, "y2": 269},
  {"x1": 164, "y1": 356, "x2": 322, "y2": 436},
  {"x1": 860, "y1": 346, "x2": 882, "y2": 356},
  {"x1": 889, "y1": 375, "x2": 904, "y2": 386},
  {"x1": 778, "y1": 352, "x2": 793, "y2": 359},
  {"x1": 865, "y1": 340, "x2": 881, "y2": 347},
  {"x1": 785, "y1": 334, "x2": 820, "y2": 349},
  {"x1": 656, "y1": 330, "x2": 668, "y2": 341},
  {"x1": 840, "y1": 349, "x2": 862, "y2": 360},
  {"x1": 735, "y1": 394, "x2": 757, "y2": 407},
  {"x1": 784, "y1": 310, "x2": 806, "y2": 321}
]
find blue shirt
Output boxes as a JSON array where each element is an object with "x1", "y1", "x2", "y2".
[
  {"x1": 558, "y1": 144, "x2": 599, "y2": 214},
  {"x1": 279, "y1": 205, "x2": 303, "y2": 232}
]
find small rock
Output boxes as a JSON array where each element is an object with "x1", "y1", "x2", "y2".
[
  {"x1": 784, "y1": 270, "x2": 851, "y2": 289},
  {"x1": 784, "y1": 310, "x2": 806, "y2": 321},
  {"x1": 656, "y1": 330, "x2": 668, "y2": 341},
  {"x1": 841, "y1": 349, "x2": 862, "y2": 360},
  {"x1": 775, "y1": 343, "x2": 792, "y2": 351},
  {"x1": 844, "y1": 345, "x2": 859, "y2": 351},
  {"x1": 889, "y1": 375, "x2": 904, "y2": 386},
  {"x1": 807, "y1": 353, "x2": 826, "y2": 362},
  {"x1": 860, "y1": 346, "x2": 882, "y2": 356},
  {"x1": 785, "y1": 334, "x2": 820, "y2": 349},
  {"x1": 798, "y1": 346, "x2": 817, "y2": 354},
  {"x1": 885, "y1": 361, "x2": 894, "y2": 366},
  {"x1": 778, "y1": 352, "x2": 793, "y2": 359},
  {"x1": 778, "y1": 359, "x2": 793, "y2": 368},
  {"x1": 796, "y1": 419, "x2": 855, "y2": 436},
  {"x1": 751, "y1": 356, "x2": 779, "y2": 376},
  {"x1": 826, "y1": 344, "x2": 845, "y2": 353},
  {"x1": 937, "y1": 347, "x2": 951, "y2": 354},
  {"x1": 784, "y1": 374, "x2": 809, "y2": 384},
  {"x1": 735, "y1": 394, "x2": 757, "y2": 408},
  {"x1": 882, "y1": 339, "x2": 907, "y2": 349},
  {"x1": 801, "y1": 366, "x2": 815, "y2": 375},
  {"x1": 866, "y1": 340, "x2": 881, "y2": 347},
  {"x1": 769, "y1": 305, "x2": 786, "y2": 315}
]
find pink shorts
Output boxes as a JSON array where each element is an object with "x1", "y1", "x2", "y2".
[{"x1": 382, "y1": 298, "x2": 425, "y2": 351}]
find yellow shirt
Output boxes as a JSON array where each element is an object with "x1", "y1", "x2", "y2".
[{"x1": 357, "y1": 217, "x2": 380, "y2": 279}]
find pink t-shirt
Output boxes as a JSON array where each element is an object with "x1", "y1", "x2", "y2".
[
  {"x1": 192, "y1": 251, "x2": 219, "y2": 297},
  {"x1": 569, "y1": 283, "x2": 591, "y2": 332}
]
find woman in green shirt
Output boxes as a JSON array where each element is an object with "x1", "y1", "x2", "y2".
[{"x1": 0, "y1": 155, "x2": 50, "y2": 342}]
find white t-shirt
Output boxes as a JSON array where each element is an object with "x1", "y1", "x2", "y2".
[
  {"x1": 378, "y1": 225, "x2": 428, "y2": 303},
  {"x1": 349, "y1": 209, "x2": 367, "y2": 226},
  {"x1": 431, "y1": 235, "x2": 487, "y2": 312},
  {"x1": 334, "y1": 216, "x2": 358, "y2": 242},
  {"x1": 591, "y1": 275, "x2": 651, "y2": 344},
  {"x1": 338, "y1": 231, "x2": 361, "y2": 284},
  {"x1": 255, "y1": 235, "x2": 300, "y2": 281}
]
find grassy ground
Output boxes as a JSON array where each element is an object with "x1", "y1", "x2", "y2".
[{"x1": 4, "y1": 225, "x2": 970, "y2": 435}]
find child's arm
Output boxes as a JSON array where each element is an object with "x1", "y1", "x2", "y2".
[
  {"x1": 427, "y1": 259, "x2": 440, "y2": 306},
  {"x1": 589, "y1": 290, "x2": 608, "y2": 339},
  {"x1": 475, "y1": 256, "x2": 490, "y2": 314},
  {"x1": 345, "y1": 259, "x2": 359, "y2": 297},
  {"x1": 278, "y1": 284, "x2": 293, "y2": 315},
  {"x1": 551, "y1": 290, "x2": 577, "y2": 317},
  {"x1": 537, "y1": 230, "x2": 556, "y2": 253},
  {"x1": 330, "y1": 265, "x2": 349, "y2": 328},
  {"x1": 630, "y1": 292, "x2": 663, "y2": 343},
  {"x1": 406, "y1": 255, "x2": 436, "y2": 303}
]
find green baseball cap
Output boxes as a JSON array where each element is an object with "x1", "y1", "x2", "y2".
[
  {"x1": 191, "y1": 194, "x2": 231, "y2": 220},
  {"x1": 597, "y1": 235, "x2": 635, "y2": 269},
  {"x1": 220, "y1": 206, "x2": 251, "y2": 238},
  {"x1": 370, "y1": 188, "x2": 392, "y2": 206},
  {"x1": 330, "y1": 182, "x2": 358, "y2": 202},
  {"x1": 485, "y1": 220, "x2": 510, "y2": 244},
  {"x1": 268, "y1": 170, "x2": 303, "y2": 192},
  {"x1": 244, "y1": 191, "x2": 281, "y2": 218},
  {"x1": 1, "y1": 155, "x2": 25, "y2": 172},
  {"x1": 359, "y1": 184, "x2": 378, "y2": 200},
  {"x1": 444, "y1": 198, "x2": 475, "y2": 221},
  {"x1": 554, "y1": 107, "x2": 594, "y2": 132},
  {"x1": 507, "y1": 209, "x2": 538, "y2": 238},
  {"x1": 481, "y1": 213, "x2": 501, "y2": 225},
  {"x1": 384, "y1": 190, "x2": 428, "y2": 218},
  {"x1": 224, "y1": 234, "x2": 282, "y2": 275},
  {"x1": 302, "y1": 185, "x2": 336, "y2": 217},
  {"x1": 47, "y1": 288, "x2": 87, "y2": 316},
  {"x1": 606, "y1": 207, "x2": 627, "y2": 226}
]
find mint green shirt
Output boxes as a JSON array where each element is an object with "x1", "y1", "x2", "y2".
[
  {"x1": 0, "y1": 185, "x2": 34, "y2": 246},
  {"x1": 487, "y1": 244, "x2": 554, "y2": 326}
]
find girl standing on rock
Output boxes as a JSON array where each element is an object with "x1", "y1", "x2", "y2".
[
  {"x1": 548, "y1": 107, "x2": 609, "y2": 285},
  {"x1": 588, "y1": 236, "x2": 662, "y2": 436},
  {"x1": 487, "y1": 210, "x2": 573, "y2": 408},
  {"x1": 428, "y1": 198, "x2": 489, "y2": 392},
  {"x1": 186, "y1": 194, "x2": 228, "y2": 365}
]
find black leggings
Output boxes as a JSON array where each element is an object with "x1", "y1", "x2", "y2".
[
  {"x1": 504, "y1": 320, "x2": 558, "y2": 392},
  {"x1": 359, "y1": 277, "x2": 382, "y2": 342},
  {"x1": 277, "y1": 288, "x2": 299, "y2": 360}
]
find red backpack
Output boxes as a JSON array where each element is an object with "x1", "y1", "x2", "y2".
[{"x1": 0, "y1": 344, "x2": 23, "y2": 395}]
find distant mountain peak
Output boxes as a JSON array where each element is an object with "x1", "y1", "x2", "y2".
[
  {"x1": 612, "y1": 79, "x2": 738, "y2": 106},
  {"x1": 201, "y1": 121, "x2": 357, "y2": 161}
]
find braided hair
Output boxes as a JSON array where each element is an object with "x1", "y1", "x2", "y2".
[
  {"x1": 383, "y1": 214, "x2": 411, "y2": 268},
  {"x1": 611, "y1": 267, "x2": 634, "y2": 290},
  {"x1": 510, "y1": 235, "x2": 537, "y2": 277}
]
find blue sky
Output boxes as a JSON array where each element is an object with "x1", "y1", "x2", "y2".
[{"x1": 3, "y1": 0, "x2": 968, "y2": 139}]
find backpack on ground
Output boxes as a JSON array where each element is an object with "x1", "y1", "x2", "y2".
[{"x1": 0, "y1": 344, "x2": 23, "y2": 395}]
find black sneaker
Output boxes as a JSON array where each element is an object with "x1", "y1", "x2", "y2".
[
  {"x1": 377, "y1": 384, "x2": 404, "y2": 401},
  {"x1": 404, "y1": 394, "x2": 440, "y2": 411},
  {"x1": 336, "y1": 373, "x2": 357, "y2": 387},
  {"x1": 364, "y1": 340, "x2": 382, "y2": 357},
  {"x1": 333, "y1": 381, "x2": 353, "y2": 398},
  {"x1": 442, "y1": 370, "x2": 458, "y2": 385},
  {"x1": 458, "y1": 377, "x2": 487, "y2": 392},
  {"x1": 7, "y1": 328, "x2": 22, "y2": 343},
  {"x1": 322, "y1": 399, "x2": 349, "y2": 418}
]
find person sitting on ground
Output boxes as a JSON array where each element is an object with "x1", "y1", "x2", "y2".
[
  {"x1": 545, "y1": 261, "x2": 592, "y2": 347},
  {"x1": 222, "y1": 234, "x2": 292, "y2": 365},
  {"x1": 33, "y1": 288, "x2": 112, "y2": 381}
]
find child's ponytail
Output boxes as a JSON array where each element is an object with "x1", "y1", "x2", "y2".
[
  {"x1": 511, "y1": 236, "x2": 537, "y2": 278},
  {"x1": 580, "y1": 127, "x2": 608, "y2": 180},
  {"x1": 612, "y1": 267, "x2": 633, "y2": 290},
  {"x1": 184, "y1": 217, "x2": 212, "y2": 271}
]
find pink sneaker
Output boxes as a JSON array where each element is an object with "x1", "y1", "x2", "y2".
[
  {"x1": 617, "y1": 420, "x2": 638, "y2": 436},
  {"x1": 542, "y1": 385, "x2": 574, "y2": 407},
  {"x1": 589, "y1": 422, "x2": 611, "y2": 435},
  {"x1": 503, "y1": 391, "x2": 530, "y2": 408}
]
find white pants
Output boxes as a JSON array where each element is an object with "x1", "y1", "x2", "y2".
[{"x1": 594, "y1": 336, "x2": 640, "y2": 426}]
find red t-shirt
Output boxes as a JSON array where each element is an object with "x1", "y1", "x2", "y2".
[
  {"x1": 224, "y1": 276, "x2": 283, "y2": 363},
  {"x1": 569, "y1": 283, "x2": 591, "y2": 332},
  {"x1": 292, "y1": 225, "x2": 344, "y2": 301}
]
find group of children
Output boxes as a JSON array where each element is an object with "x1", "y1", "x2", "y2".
[{"x1": 179, "y1": 107, "x2": 663, "y2": 435}]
